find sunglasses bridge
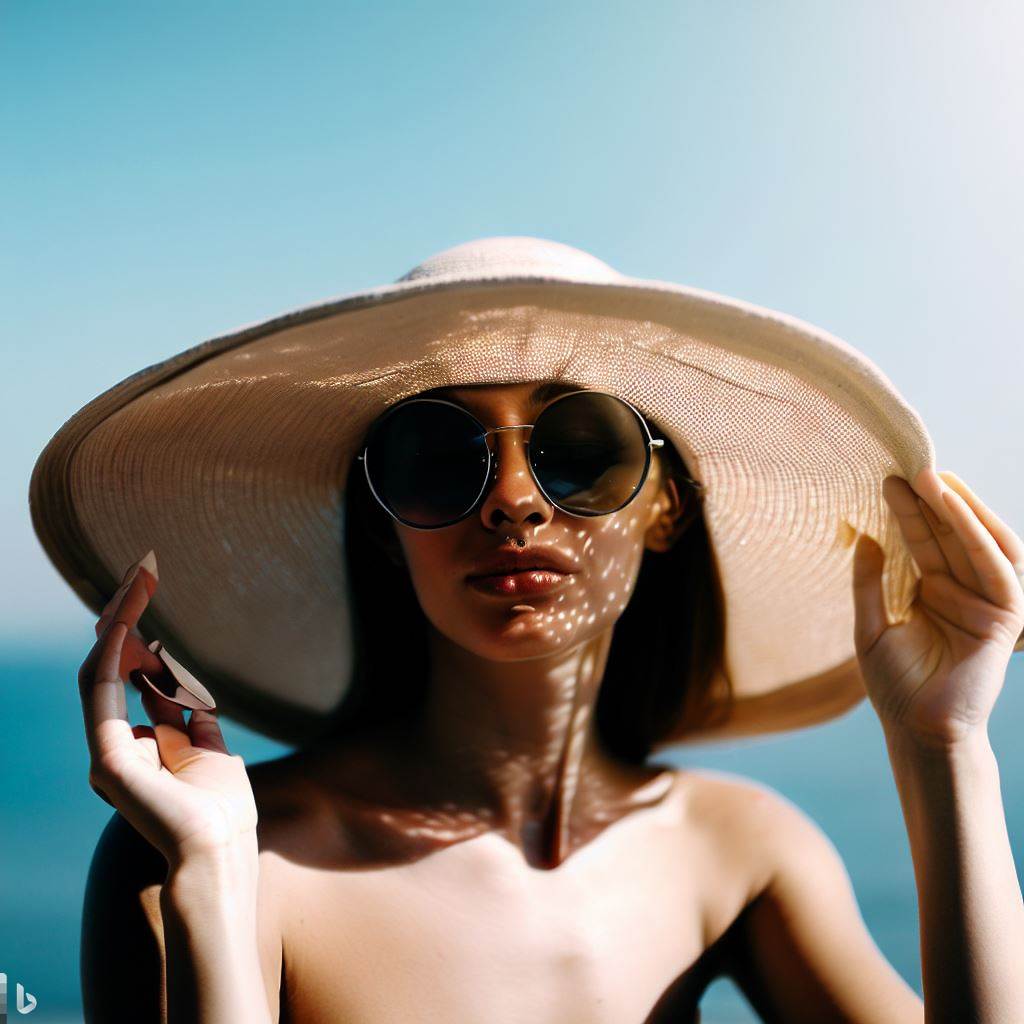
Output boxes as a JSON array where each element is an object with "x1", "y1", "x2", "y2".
[
  {"x1": 477, "y1": 423, "x2": 665, "y2": 484},
  {"x1": 479, "y1": 427, "x2": 705, "y2": 505}
]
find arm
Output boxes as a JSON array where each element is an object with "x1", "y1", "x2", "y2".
[
  {"x1": 78, "y1": 555, "x2": 281, "y2": 1022},
  {"x1": 884, "y1": 726, "x2": 1024, "y2": 1022},
  {"x1": 847, "y1": 468, "x2": 1024, "y2": 1022},
  {"x1": 160, "y1": 833, "x2": 274, "y2": 1024},
  {"x1": 723, "y1": 729, "x2": 1024, "y2": 1024},
  {"x1": 717, "y1": 469, "x2": 1024, "y2": 1021},
  {"x1": 82, "y1": 812, "x2": 282, "y2": 1024},
  {"x1": 719, "y1": 783, "x2": 925, "y2": 1023}
]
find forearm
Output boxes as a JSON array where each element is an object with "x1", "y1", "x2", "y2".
[
  {"x1": 884, "y1": 725, "x2": 1024, "y2": 1023},
  {"x1": 159, "y1": 835, "x2": 273, "y2": 1024}
]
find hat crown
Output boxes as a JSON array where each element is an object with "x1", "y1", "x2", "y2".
[{"x1": 396, "y1": 235, "x2": 625, "y2": 285}]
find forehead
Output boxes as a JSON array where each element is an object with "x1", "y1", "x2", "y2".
[{"x1": 421, "y1": 379, "x2": 583, "y2": 414}]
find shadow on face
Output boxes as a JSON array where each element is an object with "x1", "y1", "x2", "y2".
[
  {"x1": 338, "y1": 377, "x2": 728, "y2": 763},
  {"x1": 368, "y1": 380, "x2": 691, "y2": 663}
]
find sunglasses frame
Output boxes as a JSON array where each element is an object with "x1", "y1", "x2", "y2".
[{"x1": 356, "y1": 388, "x2": 705, "y2": 531}]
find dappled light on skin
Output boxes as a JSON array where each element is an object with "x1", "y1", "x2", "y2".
[
  {"x1": 203, "y1": 376, "x2": 728, "y2": 1024},
  {"x1": 297, "y1": 378, "x2": 689, "y2": 873}
]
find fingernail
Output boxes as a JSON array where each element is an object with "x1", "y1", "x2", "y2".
[
  {"x1": 139, "y1": 549, "x2": 158, "y2": 580},
  {"x1": 142, "y1": 640, "x2": 216, "y2": 710},
  {"x1": 122, "y1": 550, "x2": 159, "y2": 585}
]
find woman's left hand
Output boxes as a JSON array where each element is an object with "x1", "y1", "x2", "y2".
[{"x1": 852, "y1": 467, "x2": 1024, "y2": 748}]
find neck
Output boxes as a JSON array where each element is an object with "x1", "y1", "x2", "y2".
[
  {"x1": 310, "y1": 623, "x2": 676, "y2": 869},
  {"x1": 388, "y1": 622, "x2": 668, "y2": 866}
]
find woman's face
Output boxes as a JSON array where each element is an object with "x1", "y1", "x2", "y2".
[{"x1": 379, "y1": 381, "x2": 686, "y2": 661}]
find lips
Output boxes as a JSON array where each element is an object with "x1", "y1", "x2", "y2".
[
  {"x1": 466, "y1": 547, "x2": 578, "y2": 579},
  {"x1": 466, "y1": 568, "x2": 575, "y2": 597}
]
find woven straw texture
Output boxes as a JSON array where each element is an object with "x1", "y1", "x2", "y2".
[{"x1": 33, "y1": 236, "x2": 1004, "y2": 749}]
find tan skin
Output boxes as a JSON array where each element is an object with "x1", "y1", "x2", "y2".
[{"x1": 78, "y1": 380, "x2": 1024, "y2": 1022}]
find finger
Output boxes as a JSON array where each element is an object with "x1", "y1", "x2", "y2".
[
  {"x1": 96, "y1": 570, "x2": 162, "y2": 686},
  {"x1": 139, "y1": 687, "x2": 201, "y2": 774},
  {"x1": 109, "y1": 565, "x2": 157, "y2": 632},
  {"x1": 140, "y1": 685, "x2": 188, "y2": 732},
  {"x1": 187, "y1": 707, "x2": 230, "y2": 754},
  {"x1": 851, "y1": 532, "x2": 889, "y2": 657},
  {"x1": 940, "y1": 486, "x2": 1024, "y2": 611},
  {"x1": 95, "y1": 553, "x2": 158, "y2": 632},
  {"x1": 131, "y1": 723, "x2": 160, "y2": 767},
  {"x1": 96, "y1": 579, "x2": 132, "y2": 624},
  {"x1": 93, "y1": 623, "x2": 163, "y2": 687},
  {"x1": 882, "y1": 476, "x2": 951, "y2": 577},
  {"x1": 152, "y1": 723, "x2": 199, "y2": 774},
  {"x1": 95, "y1": 616, "x2": 146, "y2": 644},
  {"x1": 99, "y1": 559, "x2": 144, "y2": 612},
  {"x1": 79, "y1": 620, "x2": 135, "y2": 763},
  {"x1": 909, "y1": 467, "x2": 985, "y2": 593},
  {"x1": 917, "y1": 571, "x2": 1012, "y2": 642},
  {"x1": 939, "y1": 470, "x2": 1024, "y2": 573}
]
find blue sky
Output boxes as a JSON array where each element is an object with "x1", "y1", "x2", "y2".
[{"x1": 4, "y1": 1, "x2": 1023, "y2": 644}]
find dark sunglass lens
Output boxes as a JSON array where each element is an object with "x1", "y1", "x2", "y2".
[
  {"x1": 530, "y1": 393, "x2": 649, "y2": 514},
  {"x1": 364, "y1": 401, "x2": 488, "y2": 527}
]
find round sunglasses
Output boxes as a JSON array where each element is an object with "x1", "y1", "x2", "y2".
[{"x1": 356, "y1": 388, "x2": 705, "y2": 530}]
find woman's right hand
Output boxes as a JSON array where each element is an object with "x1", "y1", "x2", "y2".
[{"x1": 78, "y1": 552, "x2": 259, "y2": 869}]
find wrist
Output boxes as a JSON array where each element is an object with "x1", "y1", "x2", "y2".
[
  {"x1": 883, "y1": 722, "x2": 995, "y2": 784},
  {"x1": 159, "y1": 831, "x2": 272, "y2": 1024},
  {"x1": 162, "y1": 830, "x2": 260, "y2": 909},
  {"x1": 882, "y1": 719, "x2": 992, "y2": 761}
]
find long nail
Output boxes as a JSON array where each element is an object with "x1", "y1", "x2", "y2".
[
  {"x1": 136, "y1": 641, "x2": 216, "y2": 710},
  {"x1": 121, "y1": 550, "x2": 159, "y2": 585},
  {"x1": 138, "y1": 549, "x2": 158, "y2": 580}
]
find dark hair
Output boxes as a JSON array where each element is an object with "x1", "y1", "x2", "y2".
[
  {"x1": 592, "y1": 428, "x2": 731, "y2": 760},
  {"x1": 324, "y1": 418, "x2": 731, "y2": 765}
]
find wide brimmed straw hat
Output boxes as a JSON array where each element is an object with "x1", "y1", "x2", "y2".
[{"x1": 33, "y1": 235, "x2": 995, "y2": 749}]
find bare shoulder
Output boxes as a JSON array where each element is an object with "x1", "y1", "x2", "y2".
[
  {"x1": 677, "y1": 766, "x2": 806, "y2": 906},
  {"x1": 678, "y1": 767, "x2": 924, "y2": 1021},
  {"x1": 673, "y1": 766, "x2": 843, "y2": 949}
]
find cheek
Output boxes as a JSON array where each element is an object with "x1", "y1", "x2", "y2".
[
  {"x1": 400, "y1": 539, "x2": 458, "y2": 605},
  {"x1": 573, "y1": 514, "x2": 649, "y2": 622}
]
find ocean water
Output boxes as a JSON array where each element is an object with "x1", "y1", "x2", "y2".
[{"x1": 2, "y1": 645, "x2": 1022, "y2": 1023}]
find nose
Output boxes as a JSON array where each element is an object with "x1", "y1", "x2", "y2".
[{"x1": 477, "y1": 425, "x2": 554, "y2": 532}]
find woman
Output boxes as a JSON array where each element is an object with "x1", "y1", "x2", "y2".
[{"x1": 36, "y1": 238, "x2": 1024, "y2": 1021}]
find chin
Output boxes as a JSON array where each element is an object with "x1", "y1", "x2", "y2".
[{"x1": 456, "y1": 609, "x2": 597, "y2": 660}]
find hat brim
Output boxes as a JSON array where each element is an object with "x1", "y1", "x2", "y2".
[{"x1": 31, "y1": 271, "x2": 979, "y2": 747}]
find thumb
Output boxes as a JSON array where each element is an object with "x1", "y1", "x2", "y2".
[
  {"x1": 852, "y1": 532, "x2": 888, "y2": 657},
  {"x1": 153, "y1": 722, "x2": 202, "y2": 774}
]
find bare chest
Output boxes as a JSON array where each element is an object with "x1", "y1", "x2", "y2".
[{"x1": 274, "y1": 790, "x2": 739, "y2": 1024}]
